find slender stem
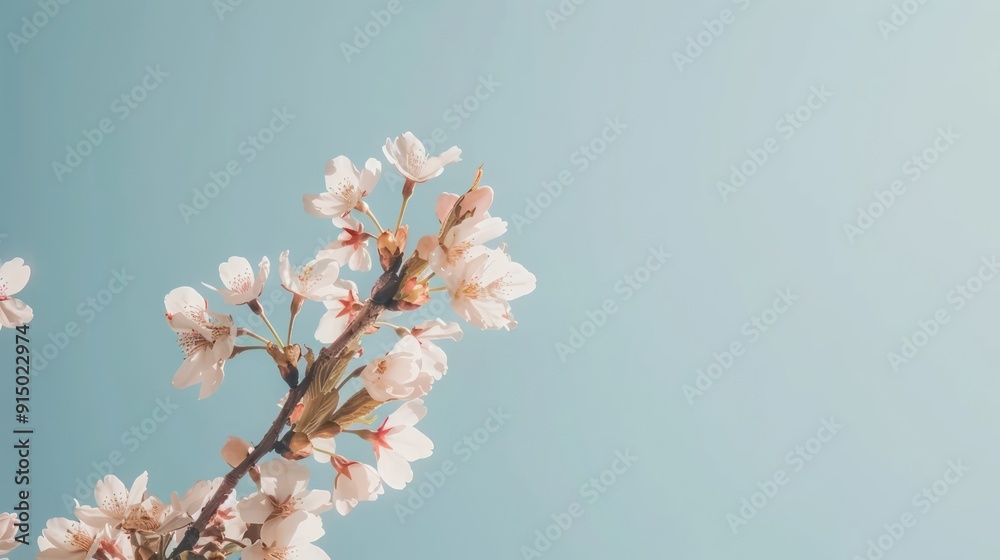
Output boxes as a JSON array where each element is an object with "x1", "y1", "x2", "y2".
[
  {"x1": 364, "y1": 207, "x2": 385, "y2": 234},
  {"x1": 394, "y1": 194, "x2": 411, "y2": 233},
  {"x1": 287, "y1": 313, "x2": 297, "y2": 346},
  {"x1": 421, "y1": 271, "x2": 436, "y2": 282},
  {"x1": 239, "y1": 329, "x2": 271, "y2": 344},
  {"x1": 230, "y1": 345, "x2": 268, "y2": 358},
  {"x1": 429, "y1": 286, "x2": 448, "y2": 293},
  {"x1": 169, "y1": 299, "x2": 388, "y2": 559},
  {"x1": 258, "y1": 309, "x2": 285, "y2": 348},
  {"x1": 334, "y1": 367, "x2": 363, "y2": 393},
  {"x1": 313, "y1": 447, "x2": 337, "y2": 458}
]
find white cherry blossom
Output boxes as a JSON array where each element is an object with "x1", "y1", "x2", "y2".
[
  {"x1": 237, "y1": 459, "x2": 332, "y2": 537},
  {"x1": 0, "y1": 258, "x2": 33, "y2": 329},
  {"x1": 328, "y1": 458, "x2": 383, "y2": 516},
  {"x1": 164, "y1": 287, "x2": 237, "y2": 399},
  {"x1": 317, "y1": 224, "x2": 373, "y2": 272},
  {"x1": 361, "y1": 335, "x2": 431, "y2": 401},
  {"x1": 383, "y1": 132, "x2": 461, "y2": 183},
  {"x1": 202, "y1": 256, "x2": 269, "y2": 306},
  {"x1": 444, "y1": 246, "x2": 536, "y2": 331},
  {"x1": 37, "y1": 519, "x2": 133, "y2": 560},
  {"x1": 303, "y1": 156, "x2": 381, "y2": 227},
  {"x1": 365, "y1": 399, "x2": 434, "y2": 490},
  {"x1": 410, "y1": 319, "x2": 463, "y2": 379},
  {"x1": 428, "y1": 213, "x2": 507, "y2": 276},
  {"x1": 278, "y1": 251, "x2": 342, "y2": 303},
  {"x1": 314, "y1": 279, "x2": 361, "y2": 344},
  {"x1": 242, "y1": 511, "x2": 329, "y2": 560},
  {"x1": 74, "y1": 473, "x2": 165, "y2": 533},
  {"x1": 0, "y1": 512, "x2": 22, "y2": 555}
]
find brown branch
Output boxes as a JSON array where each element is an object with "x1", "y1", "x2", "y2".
[{"x1": 168, "y1": 297, "x2": 387, "y2": 558}]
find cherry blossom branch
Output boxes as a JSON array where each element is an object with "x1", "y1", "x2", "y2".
[{"x1": 169, "y1": 295, "x2": 389, "y2": 558}]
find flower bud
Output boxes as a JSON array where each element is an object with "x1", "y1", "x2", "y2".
[{"x1": 221, "y1": 436, "x2": 253, "y2": 468}]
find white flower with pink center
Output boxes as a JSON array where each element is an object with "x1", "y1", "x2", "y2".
[
  {"x1": 326, "y1": 457, "x2": 383, "y2": 516},
  {"x1": 318, "y1": 224, "x2": 373, "y2": 272},
  {"x1": 314, "y1": 279, "x2": 361, "y2": 344},
  {"x1": 365, "y1": 399, "x2": 434, "y2": 490}
]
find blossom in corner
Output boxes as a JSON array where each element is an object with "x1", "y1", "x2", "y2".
[
  {"x1": 202, "y1": 256, "x2": 270, "y2": 306},
  {"x1": 444, "y1": 246, "x2": 536, "y2": 330},
  {"x1": 0, "y1": 258, "x2": 33, "y2": 329},
  {"x1": 37, "y1": 519, "x2": 133, "y2": 560},
  {"x1": 383, "y1": 132, "x2": 461, "y2": 183},
  {"x1": 303, "y1": 156, "x2": 381, "y2": 227},
  {"x1": 238, "y1": 459, "x2": 332, "y2": 537},
  {"x1": 364, "y1": 399, "x2": 434, "y2": 490},
  {"x1": 327, "y1": 457, "x2": 384, "y2": 516},
  {"x1": 318, "y1": 224, "x2": 373, "y2": 272},
  {"x1": 242, "y1": 510, "x2": 329, "y2": 560},
  {"x1": 164, "y1": 287, "x2": 237, "y2": 399},
  {"x1": 361, "y1": 335, "x2": 432, "y2": 402},
  {"x1": 314, "y1": 279, "x2": 361, "y2": 344},
  {"x1": 0, "y1": 512, "x2": 21, "y2": 555}
]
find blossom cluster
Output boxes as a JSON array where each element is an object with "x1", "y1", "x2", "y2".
[{"x1": 13, "y1": 131, "x2": 535, "y2": 560}]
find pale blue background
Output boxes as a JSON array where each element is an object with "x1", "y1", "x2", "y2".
[{"x1": 3, "y1": 1, "x2": 1000, "y2": 558}]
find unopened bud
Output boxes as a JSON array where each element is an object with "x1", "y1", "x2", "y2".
[{"x1": 221, "y1": 436, "x2": 253, "y2": 468}]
